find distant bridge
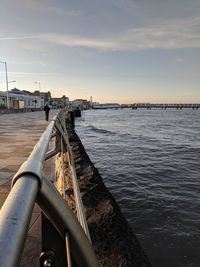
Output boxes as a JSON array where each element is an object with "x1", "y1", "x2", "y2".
[
  {"x1": 93, "y1": 104, "x2": 200, "y2": 110},
  {"x1": 131, "y1": 104, "x2": 200, "y2": 110}
]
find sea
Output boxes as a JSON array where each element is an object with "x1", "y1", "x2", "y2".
[{"x1": 75, "y1": 108, "x2": 200, "y2": 267}]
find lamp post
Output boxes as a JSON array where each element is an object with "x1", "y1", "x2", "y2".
[
  {"x1": 0, "y1": 61, "x2": 9, "y2": 108},
  {"x1": 34, "y1": 82, "x2": 41, "y2": 92}
]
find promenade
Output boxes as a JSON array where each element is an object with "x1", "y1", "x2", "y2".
[
  {"x1": 0, "y1": 109, "x2": 58, "y2": 266},
  {"x1": 0, "y1": 110, "x2": 58, "y2": 186}
]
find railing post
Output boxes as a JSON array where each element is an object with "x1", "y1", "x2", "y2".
[
  {"x1": 40, "y1": 213, "x2": 67, "y2": 267},
  {"x1": 74, "y1": 108, "x2": 81, "y2": 117}
]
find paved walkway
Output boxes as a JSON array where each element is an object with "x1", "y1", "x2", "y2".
[
  {"x1": 0, "y1": 110, "x2": 58, "y2": 185},
  {"x1": 0, "y1": 109, "x2": 58, "y2": 266}
]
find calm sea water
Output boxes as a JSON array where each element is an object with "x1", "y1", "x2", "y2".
[{"x1": 75, "y1": 109, "x2": 200, "y2": 267}]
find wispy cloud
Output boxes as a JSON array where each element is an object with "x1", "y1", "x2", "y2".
[
  {"x1": 48, "y1": 7, "x2": 83, "y2": 17},
  {"x1": 13, "y1": 0, "x2": 53, "y2": 12},
  {"x1": 9, "y1": 60, "x2": 47, "y2": 66},
  {"x1": 0, "y1": 35, "x2": 41, "y2": 41},
  {"x1": 18, "y1": 0, "x2": 82, "y2": 17},
  {"x1": 6, "y1": 71, "x2": 59, "y2": 77},
  {"x1": 44, "y1": 16, "x2": 200, "y2": 51},
  {"x1": 45, "y1": 34, "x2": 115, "y2": 50},
  {"x1": 1, "y1": 16, "x2": 200, "y2": 52},
  {"x1": 176, "y1": 58, "x2": 185, "y2": 64}
]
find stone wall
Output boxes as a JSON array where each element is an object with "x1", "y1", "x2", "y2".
[{"x1": 55, "y1": 120, "x2": 151, "y2": 267}]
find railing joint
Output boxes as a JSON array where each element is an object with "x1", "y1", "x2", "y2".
[{"x1": 12, "y1": 159, "x2": 44, "y2": 188}]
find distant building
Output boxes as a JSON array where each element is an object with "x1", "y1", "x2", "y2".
[
  {"x1": 90, "y1": 96, "x2": 93, "y2": 107},
  {"x1": 32, "y1": 91, "x2": 51, "y2": 103},
  {"x1": 0, "y1": 88, "x2": 44, "y2": 109},
  {"x1": 0, "y1": 92, "x2": 7, "y2": 108},
  {"x1": 72, "y1": 99, "x2": 90, "y2": 109},
  {"x1": 50, "y1": 95, "x2": 70, "y2": 108},
  {"x1": 10, "y1": 88, "x2": 24, "y2": 95},
  {"x1": 0, "y1": 88, "x2": 71, "y2": 110}
]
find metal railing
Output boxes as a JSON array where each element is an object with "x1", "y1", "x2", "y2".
[{"x1": 0, "y1": 109, "x2": 99, "y2": 267}]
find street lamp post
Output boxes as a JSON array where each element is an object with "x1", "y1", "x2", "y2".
[{"x1": 0, "y1": 61, "x2": 9, "y2": 108}]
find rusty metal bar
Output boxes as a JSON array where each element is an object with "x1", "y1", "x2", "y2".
[
  {"x1": 45, "y1": 148, "x2": 58, "y2": 161},
  {"x1": 65, "y1": 232, "x2": 72, "y2": 267}
]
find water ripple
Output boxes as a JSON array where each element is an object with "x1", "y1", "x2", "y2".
[{"x1": 76, "y1": 109, "x2": 200, "y2": 267}]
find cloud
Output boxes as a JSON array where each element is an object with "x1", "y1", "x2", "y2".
[
  {"x1": 6, "y1": 71, "x2": 59, "y2": 77},
  {"x1": 14, "y1": 0, "x2": 53, "y2": 11},
  {"x1": 176, "y1": 58, "x2": 185, "y2": 64},
  {"x1": 44, "y1": 34, "x2": 115, "y2": 50},
  {"x1": 16, "y1": 0, "x2": 82, "y2": 17},
  {"x1": 1, "y1": 16, "x2": 200, "y2": 52},
  {"x1": 47, "y1": 7, "x2": 83, "y2": 17},
  {"x1": 110, "y1": 0, "x2": 136, "y2": 9},
  {"x1": 44, "y1": 16, "x2": 200, "y2": 51},
  {"x1": 9, "y1": 60, "x2": 47, "y2": 66},
  {"x1": 0, "y1": 35, "x2": 41, "y2": 41}
]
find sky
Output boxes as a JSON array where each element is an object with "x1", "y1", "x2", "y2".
[{"x1": 0, "y1": 0, "x2": 200, "y2": 104}]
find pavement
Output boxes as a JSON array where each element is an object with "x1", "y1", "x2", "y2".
[
  {"x1": 0, "y1": 109, "x2": 58, "y2": 266},
  {"x1": 0, "y1": 109, "x2": 58, "y2": 185}
]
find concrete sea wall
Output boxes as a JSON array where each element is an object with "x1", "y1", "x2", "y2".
[{"x1": 55, "y1": 119, "x2": 151, "y2": 267}]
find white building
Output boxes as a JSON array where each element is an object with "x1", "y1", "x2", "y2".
[
  {"x1": 51, "y1": 95, "x2": 70, "y2": 108},
  {"x1": 0, "y1": 91, "x2": 44, "y2": 109}
]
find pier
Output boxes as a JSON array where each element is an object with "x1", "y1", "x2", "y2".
[
  {"x1": 0, "y1": 109, "x2": 151, "y2": 267},
  {"x1": 92, "y1": 103, "x2": 200, "y2": 110},
  {"x1": 131, "y1": 103, "x2": 200, "y2": 109}
]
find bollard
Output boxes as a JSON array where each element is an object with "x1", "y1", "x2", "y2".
[
  {"x1": 74, "y1": 108, "x2": 81, "y2": 117},
  {"x1": 69, "y1": 111, "x2": 75, "y2": 127}
]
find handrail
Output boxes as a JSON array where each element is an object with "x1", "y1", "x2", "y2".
[
  {"x1": 12, "y1": 119, "x2": 56, "y2": 188},
  {"x1": 0, "y1": 175, "x2": 39, "y2": 267},
  {"x1": 0, "y1": 109, "x2": 99, "y2": 267}
]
